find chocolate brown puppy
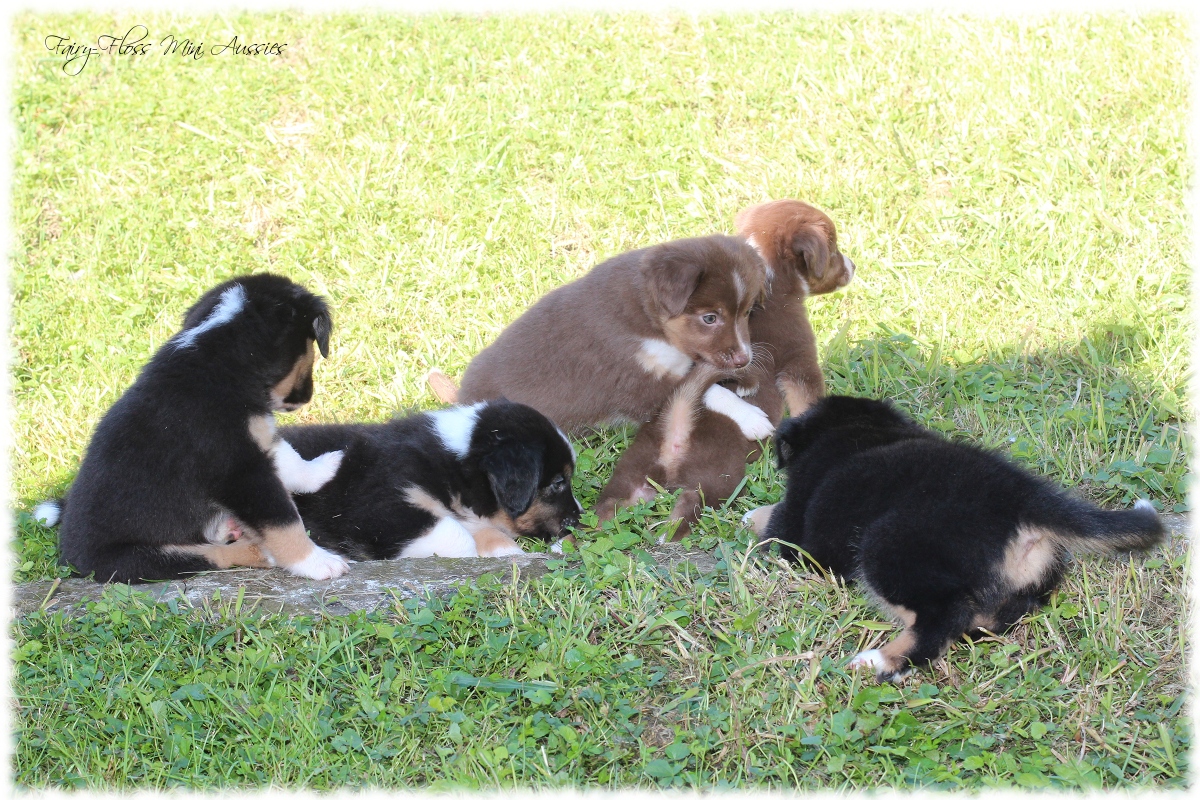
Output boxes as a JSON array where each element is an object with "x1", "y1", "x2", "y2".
[
  {"x1": 735, "y1": 199, "x2": 855, "y2": 415},
  {"x1": 455, "y1": 236, "x2": 774, "y2": 439}
]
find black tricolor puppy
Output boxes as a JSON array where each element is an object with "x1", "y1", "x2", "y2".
[
  {"x1": 279, "y1": 399, "x2": 582, "y2": 559},
  {"x1": 45, "y1": 273, "x2": 350, "y2": 583},
  {"x1": 745, "y1": 395, "x2": 1165, "y2": 683}
]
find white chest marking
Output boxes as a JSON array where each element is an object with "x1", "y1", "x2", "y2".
[
  {"x1": 430, "y1": 403, "x2": 482, "y2": 457},
  {"x1": 636, "y1": 338, "x2": 693, "y2": 380},
  {"x1": 703, "y1": 384, "x2": 775, "y2": 440},
  {"x1": 173, "y1": 284, "x2": 247, "y2": 349}
]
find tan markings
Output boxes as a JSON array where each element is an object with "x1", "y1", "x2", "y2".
[
  {"x1": 780, "y1": 377, "x2": 816, "y2": 417},
  {"x1": 271, "y1": 340, "x2": 315, "y2": 406},
  {"x1": 744, "y1": 503, "x2": 777, "y2": 534},
  {"x1": 260, "y1": 521, "x2": 315, "y2": 567},
  {"x1": 509, "y1": 498, "x2": 562, "y2": 537},
  {"x1": 405, "y1": 486, "x2": 451, "y2": 518},
  {"x1": 1004, "y1": 525, "x2": 1059, "y2": 589},
  {"x1": 660, "y1": 316, "x2": 696, "y2": 361},
  {"x1": 878, "y1": 627, "x2": 917, "y2": 668},
  {"x1": 248, "y1": 414, "x2": 277, "y2": 452},
  {"x1": 426, "y1": 369, "x2": 459, "y2": 404},
  {"x1": 659, "y1": 392, "x2": 698, "y2": 471},
  {"x1": 971, "y1": 612, "x2": 999, "y2": 633},
  {"x1": 473, "y1": 527, "x2": 524, "y2": 556},
  {"x1": 876, "y1": 601, "x2": 917, "y2": 629},
  {"x1": 164, "y1": 539, "x2": 272, "y2": 570}
]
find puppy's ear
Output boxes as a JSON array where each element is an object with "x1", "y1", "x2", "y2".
[
  {"x1": 313, "y1": 311, "x2": 332, "y2": 358},
  {"x1": 775, "y1": 430, "x2": 794, "y2": 468},
  {"x1": 481, "y1": 441, "x2": 543, "y2": 518},
  {"x1": 773, "y1": 417, "x2": 805, "y2": 468},
  {"x1": 790, "y1": 222, "x2": 831, "y2": 281},
  {"x1": 643, "y1": 245, "x2": 703, "y2": 317}
]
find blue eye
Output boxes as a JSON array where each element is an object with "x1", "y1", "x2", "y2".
[{"x1": 701, "y1": 313, "x2": 718, "y2": 325}]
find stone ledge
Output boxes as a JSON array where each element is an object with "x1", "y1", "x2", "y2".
[
  {"x1": 10, "y1": 544, "x2": 720, "y2": 619},
  {"x1": 10, "y1": 514, "x2": 1187, "y2": 620}
]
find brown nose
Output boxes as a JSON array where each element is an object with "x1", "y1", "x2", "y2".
[{"x1": 729, "y1": 350, "x2": 750, "y2": 368}]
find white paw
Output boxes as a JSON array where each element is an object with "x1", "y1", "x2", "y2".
[
  {"x1": 848, "y1": 649, "x2": 910, "y2": 682},
  {"x1": 703, "y1": 384, "x2": 775, "y2": 440},
  {"x1": 848, "y1": 649, "x2": 886, "y2": 672},
  {"x1": 285, "y1": 544, "x2": 350, "y2": 580},
  {"x1": 275, "y1": 441, "x2": 344, "y2": 494}
]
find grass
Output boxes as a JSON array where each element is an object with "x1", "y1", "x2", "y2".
[{"x1": 9, "y1": 11, "x2": 1191, "y2": 790}]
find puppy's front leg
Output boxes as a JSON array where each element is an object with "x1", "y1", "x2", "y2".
[
  {"x1": 471, "y1": 527, "x2": 525, "y2": 557},
  {"x1": 220, "y1": 461, "x2": 349, "y2": 580},
  {"x1": 703, "y1": 384, "x2": 775, "y2": 440}
]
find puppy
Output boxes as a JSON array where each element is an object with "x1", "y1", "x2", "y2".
[
  {"x1": 47, "y1": 274, "x2": 351, "y2": 583},
  {"x1": 453, "y1": 235, "x2": 774, "y2": 440},
  {"x1": 734, "y1": 199, "x2": 855, "y2": 415},
  {"x1": 746, "y1": 396, "x2": 1165, "y2": 683},
  {"x1": 278, "y1": 400, "x2": 581, "y2": 559},
  {"x1": 596, "y1": 354, "x2": 783, "y2": 541},
  {"x1": 590, "y1": 202, "x2": 855, "y2": 532}
]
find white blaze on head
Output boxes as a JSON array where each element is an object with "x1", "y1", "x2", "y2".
[
  {"x1": 745, "y1": 234, "x2": 772, "y2": 280},
  {"x1": 174, "y1": 284, "x2": 248, "y2": 349},
  {"x1": 431, "y1": 403, "x2": 482, "y2": 457}
]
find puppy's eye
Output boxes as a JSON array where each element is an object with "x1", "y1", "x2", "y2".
[
  {"x1": 701, "y1": 313, "x2": 719, "y2": 325},
  {"x1": 548, "y1": 476, "x2": 567, "y2": 492}
]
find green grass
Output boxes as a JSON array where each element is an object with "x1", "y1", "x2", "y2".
[{"x1": 10, "y1": 11, "x2": 1190, "y2": 790}]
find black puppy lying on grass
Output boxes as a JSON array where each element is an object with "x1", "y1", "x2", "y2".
[
  {"x1": 280, "y1": 399, "x2": 582, "y2": 560},
  {"x1": 38, "y1": 274, "x2": 349, "y2": 583},
  {"x1": 745, "y1": 395, "x2": 1165, "y2": 683}
]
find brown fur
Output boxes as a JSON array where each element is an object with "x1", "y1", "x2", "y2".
[
  {"x1": 597, "y1": 356, "x2": 783, "y2": 541},
  {"x1": 590, "y1": 200, "x2": 853, "y2": 534},
  {"x1": 456, "y1": 236, "x2": 766, "y2": 432},
  {"x1": 472, "y1": 527, "x2": 523, "y2": 557},
  {"x1": 734, "y1": 199, "x2": 855, "y2": 416},
  {"x1": 259, "y1": 521, "x2": 317, "y2": 567}
]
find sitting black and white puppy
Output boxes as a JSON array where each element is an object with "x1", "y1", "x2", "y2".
[
  {"x1": 278, "y1": 400, "x2": 582, "y2": 559},
  {"x1": 744, "y1": 396, "x2": 1165, "y2": 683},
  {"x1": 44, "y1": 273, "x2": 350, "y2": 583}
]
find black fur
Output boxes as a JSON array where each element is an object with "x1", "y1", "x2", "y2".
[
  {"x1": 54, "y1": 274, "x2": 333, "y2": 583},
  {"x1": 280, "y1": 400, "x2": 581, "y2": 560},
  {"x1": 763, "y1": 395, "x2": 1165, "y2": 682}
]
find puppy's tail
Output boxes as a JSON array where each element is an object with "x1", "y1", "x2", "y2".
[
  {"x1": 32, "y1": 498, "x2": 65, "y2": 528},
  {"x1": 426, "y1": 369, "x2": 459, "y2": 404},
  {"x1": 1032, "y1": 496, "x2": 1165, "y2": 555}
]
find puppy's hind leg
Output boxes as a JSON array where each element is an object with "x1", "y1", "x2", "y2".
[{"x1": 83, "y1": 540, "x2": 270, "y2": 583}]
